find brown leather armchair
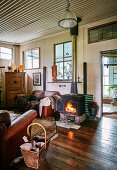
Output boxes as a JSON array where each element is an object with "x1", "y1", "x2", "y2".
[
  {"x1": 0, "y1": 110, "x2": 37, "y2": 170},
  {"x1": 17, "y1": 90, "x2": 61, "y2": 118}
]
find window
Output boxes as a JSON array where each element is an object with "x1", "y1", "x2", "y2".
[
  {"x1": 88, "y1": 21, "x2": 117, "y2": 43},
  {"x1": 0, "y1": 47, "x2": 13, "y2": 60},
  {"x1": 54, "y1": 42, "x2": 72, "y2": 80},
  {"x1": 23, "y1": 48, "x2": 39, "y2": 69}
]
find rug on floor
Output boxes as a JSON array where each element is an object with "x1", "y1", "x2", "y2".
[{"x1": 56, "y1": 121, "x2": 81, "y2": 129}]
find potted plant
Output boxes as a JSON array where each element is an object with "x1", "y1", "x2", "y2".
[{"x1": 108, "y1": 84, "x2": 117, "y2": 98}]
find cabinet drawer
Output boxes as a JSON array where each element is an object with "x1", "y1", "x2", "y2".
[{"x1": 6, "y1": 90, "x2": 23, "y2": 107}]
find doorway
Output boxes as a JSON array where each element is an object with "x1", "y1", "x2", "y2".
[{"x1": 101, "y1": 50, "x2": 117, "y2": 115}]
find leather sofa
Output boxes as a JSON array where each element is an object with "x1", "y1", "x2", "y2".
[
  {"x1": 17, "y1": 90, "x2": 61, "y2": 118},
  {"x1": 0, "y1": 110, "x2": 37, "y2": 170}
]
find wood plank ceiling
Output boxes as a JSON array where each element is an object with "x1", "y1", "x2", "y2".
[{"x1": 0, "y1": 0, "x2": 117, "y2": 44}]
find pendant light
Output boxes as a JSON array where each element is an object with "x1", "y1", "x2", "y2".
[{"x1": 58, "y1": 0, "x2": 77, "y2": 28}]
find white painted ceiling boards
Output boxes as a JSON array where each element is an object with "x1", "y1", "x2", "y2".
[{"x1": 0, "y1": 0, "x2": 117, "y2": 44}]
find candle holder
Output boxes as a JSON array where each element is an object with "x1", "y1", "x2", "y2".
[{"x1": 77, "y1": 76, "x2": 82, "y2": 83}]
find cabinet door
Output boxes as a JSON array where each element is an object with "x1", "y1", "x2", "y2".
[
  {"x1": 6, "y1": 74, "x2": 24, "y2": 90},
  {"x1": 6, "y1": 90, "x2": 22, "y2": 107}
]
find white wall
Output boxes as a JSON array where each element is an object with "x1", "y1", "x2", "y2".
[
  {"x1": 20, "y1": 31, "x2": 74, "y2": 94},
  {"x1": 20, "y1": 17, "x2": 117, "y2": 117},
  {"x1": 78, "y1": 27, "x2": 117, "y2": 117}
]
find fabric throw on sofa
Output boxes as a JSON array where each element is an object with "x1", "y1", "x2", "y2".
[
  {"x1": 39, "y1": 95, "x2": 61, "y2": 117},
  {"x1": 17, "y1": 96, "x2": 41, "y2": 113}
]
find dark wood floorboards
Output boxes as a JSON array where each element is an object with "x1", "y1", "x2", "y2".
[
  {"x1": 9, "y1": 117, "x2": 117, "y2": 170},
  {"x1": 47, "y1": 117, "x2": 117, "y2": 170}
]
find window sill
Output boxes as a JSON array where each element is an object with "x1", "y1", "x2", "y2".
[{"x1": 48, "y1": 81, "x2": 82, "y2": 83}]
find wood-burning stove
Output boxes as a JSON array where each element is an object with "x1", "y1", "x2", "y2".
[{"x1": 57, "y1": 94, "x2": 85, "y2": 116}]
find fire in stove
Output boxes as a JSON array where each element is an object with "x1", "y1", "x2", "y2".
[{"x1": 65, "y1": 101, "x2": 76, "y2": 113}]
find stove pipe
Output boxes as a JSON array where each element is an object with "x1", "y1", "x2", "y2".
[
  {"x1": 71, "y1": 35, "x2": 78, "y2": 94},
  {"x1": 70, "y1": 18, "x2": 82, "y2": 94},
  {"x1": 83, "y1": 62, "x2": 87, "y2": 94}
]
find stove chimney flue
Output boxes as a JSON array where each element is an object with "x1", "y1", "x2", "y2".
[
  {"x1": 70, "y1": 18, "x2": 82, "y2": 94},
  {"x1": 83, "y1": 62, "x2": 87, "y2": 94},
  {"x1": 70, "y1": 26, "x2": 78, "y2": 94}
]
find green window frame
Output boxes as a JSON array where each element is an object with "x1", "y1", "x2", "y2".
[
  {"x1": 88, "y1": 21, "x2": 117, "y2": 43},
  {"x1": 23, "y1": 48, "x2": 40, "y2": 69},
  {"x1": 54, "y1": 41, "x2": 72, "y2": 81}
]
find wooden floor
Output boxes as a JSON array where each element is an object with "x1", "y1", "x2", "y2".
[
  {"x1": 9, "y1": 117, "x2": 117, "y2": 170},
  {"x1": 47, "y1": 117, "x2": 117, "y2": 170}
]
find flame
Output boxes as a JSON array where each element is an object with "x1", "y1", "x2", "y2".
[{"x1": 65, "y1": 102, "x2": 76, "y2": 113}]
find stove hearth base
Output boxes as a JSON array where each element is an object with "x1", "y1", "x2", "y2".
[{"x1": 60, "y1": 113, "x2": 86, "y2": 125}]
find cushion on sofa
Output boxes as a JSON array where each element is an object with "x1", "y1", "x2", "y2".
[
  {"x1": 44, "y1": 91, "x2": 60, "y2": 97},
  {"x1": 32, "y1": 90, "x2": 45, "y2": 98},
  {"x1": 0, "y1": 111, "x2": 11, "y2": 128},
  {"x1": 53, "y1": 94, "x2": 61, "y2": 100},
  {"x1": 26, "y1": 96, "x2": 42, "y2": 101}
]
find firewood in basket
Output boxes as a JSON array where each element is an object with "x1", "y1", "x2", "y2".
[
  {"x1": 36, "y1": 142, "x2": 45, "y2": 148},
  {"x1": 23, "y1": 136, "x2": 29, "y2": 142}
]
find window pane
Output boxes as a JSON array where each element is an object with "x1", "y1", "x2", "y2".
[
  {"x1": 64, "y1": 56, "x2": 72, "y2": 61},
  {"x1": 90, "y1": 28, "x2": 98, "y2": 36},
  {"x1": 64, "y1": 61, "x2": 72, "y2": 80},
  {"x1": 24, "y1": 49, "x2": 39, "y2": 69},
  {"x1": 113, "y1": 23, "x2": 117, "y2": 37},
  {"x1": 1, "y1": 53, "x2": 12, "y2": 60},
  {"x1": 103, "y1": 25, "x2": 112, "y2": 39},
  {"x1": 103, "y1": 57, "x2": 109, "y2": 64},
  {"x1": 114, "y1": 79, "x2": 117, "y2": 84},
  {"x1": 24, "y1": 51, "x2": 32, "y2": 69},
  {"x1": 33, "y1": 59, "x2": 39, "y2": 68},
  {"x1": 55, "y1": 44, "x2": 63, "y2": 62},
  {"x1": 114, "y1": 67, "x2": 117, "y2": 73},
  {"x1": 25, "y1": 51, "x2": 31, "y2": 58},
  {"x1": 103, "y1": 86, "x2": 109, "y2": 97},
  {"x1": 57, "y1": 62, "x2": 63, "y2": 79},
  {"x1": 113, "y1": 58, "x2": 117, "y2": 64},
  {"x1": 0, "y1": 47, "x2": 12, "y2": 59},
  {"x1": 113, "y1": 73, "x2": 117, "y2": 78},
  {"x1": 1, "y1": 47, "x2": 12, "y2": 55},
  {"x1": 103, "y1": 66, "x2": 109, "y2": 75},
  {"x1": 64, "y1": 42, "x2": 72, "y2": 57},
  {"x1": 89, "y1": 28, "x2": 99, "y2": 42},
  {"x1": 32, "y1": 49, "x2": 38, "y2": 59},
  {"x1": 25, "y1": 58, "x2": 32, "y2": 69},
  {"x1": 103, "y1": 76, "x2": 109, "y2": 85}
]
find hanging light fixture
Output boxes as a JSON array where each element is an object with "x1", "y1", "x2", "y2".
[{"x1": 58, "y1": 0, "x2": 77, "y2": 28}]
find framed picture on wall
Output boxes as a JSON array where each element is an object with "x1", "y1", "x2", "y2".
[{"x1": 33, "y1": 72, "x2": 41, "y2": 86}]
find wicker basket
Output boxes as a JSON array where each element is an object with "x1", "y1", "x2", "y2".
[{"x1": 21, "y1": 123, "x2": 50, "y2": 169}]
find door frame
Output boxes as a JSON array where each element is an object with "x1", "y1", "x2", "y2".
[{"x1": 100, "y1": 49, "x2": 117, "y2": 116}]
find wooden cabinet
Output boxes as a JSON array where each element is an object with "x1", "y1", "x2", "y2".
[{"x1": 5, "y1": 72, "x2": 25, "y2": 108}]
